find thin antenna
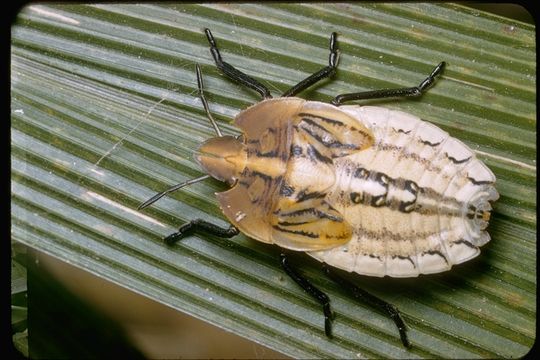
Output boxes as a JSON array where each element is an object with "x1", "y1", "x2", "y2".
[
  {"x1": 137, "y1": 174, "x2": 211, "y2": 210},
  {"x1": 196, "y1": 64, "x2": 222, "y2": 137},
  {"x1": 138, "y1": 65, "x2": 222, "y2": 211}
]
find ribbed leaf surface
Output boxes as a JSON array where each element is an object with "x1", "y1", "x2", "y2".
[{"x1": 11, "y1": 4, "x2": 535, "y2": 358}]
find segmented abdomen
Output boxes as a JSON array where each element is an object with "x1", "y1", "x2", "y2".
[{"x1": 308, "y1": 106, "x2": 499, "y2": 277}]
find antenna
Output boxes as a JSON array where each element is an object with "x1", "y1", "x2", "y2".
[
  {"x1": 138, "y1": 64, "x2": 223, "y2": 210},
  {"x1": 196, "y1": 64, "x2": 223, "y2": 137},
  {"x1": 137, "y1": 174, "x2": 210, "y2": 210}
]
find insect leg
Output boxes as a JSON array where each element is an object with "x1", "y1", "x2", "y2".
[
  {"x1": 165, "y1": 219, "x2": 239, "y2": 246},
  {"x1": 204, "y1": 28, "x2": 272, "y2": 100},
  {"x1": 282, "y1": 32, "x2": 339, "y2": 97},
  {"x1": 280, "y1": 253, "x2": 335, "y2": 338},
  {"x1": 322, "y1": 264, "x2": 411, "y2": 348},
  {"x1": 331, "y1": 61, "x2": 445, "y2": 106}
]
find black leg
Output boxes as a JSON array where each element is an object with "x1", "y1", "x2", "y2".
[
  {"x1": 165, "y1": 219, "x2": 239, "y2": 246},
  {"x1": 282, "y1": 32, "x2": 339, "y2": 97},
  {"x1": 331, "y1": 61, "x2": 445, "y2": 106},
  {"x1": 205, "y1": 29, "x2": 272, "y2": 100},
  {"x1": 280, "y1": 253, "x2": 335, "y2": 338},
  {"x1": 322, "y1": 264, "x2": 411, "y2": 348}
]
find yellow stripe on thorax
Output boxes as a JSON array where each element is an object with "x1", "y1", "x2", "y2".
[{"x1": 245, "y1": 156, "x2": 287, "y2": 178}]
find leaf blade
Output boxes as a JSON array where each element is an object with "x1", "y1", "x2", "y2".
[{"x1": 11, "y1": 3, "x2": 535, "y2": 358}]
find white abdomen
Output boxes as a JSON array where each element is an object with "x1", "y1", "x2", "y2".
[{"x1": 308, "y1": 106, "x2": 499, "y2": 277}]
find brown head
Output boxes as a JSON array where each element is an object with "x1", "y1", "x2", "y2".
[{"x1": 194, "y1": 135, "x2": 247, "y2": 185}]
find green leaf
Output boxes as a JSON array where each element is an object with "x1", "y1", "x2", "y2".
[{"x1": 11, "y1": 3, "x2": 535, "y2": 358}]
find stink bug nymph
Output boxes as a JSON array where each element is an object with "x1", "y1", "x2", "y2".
[{"x1": 139, "y1": 29, "x2": 499, "y2": 348}]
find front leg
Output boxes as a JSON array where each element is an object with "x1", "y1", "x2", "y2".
[
  {"x1": 165, "y1": 219, "x2": 239, "y2": 245},
  {"x1": 205, "y1": 29, "x2": 272, "y2": 100}
]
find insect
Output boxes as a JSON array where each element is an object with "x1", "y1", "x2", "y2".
[{"x1": 139, "y1": 29, "x2": 498, "y2": 348}]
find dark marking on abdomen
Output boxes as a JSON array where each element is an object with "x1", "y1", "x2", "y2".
[
  {"x1": 420, "y1": 139, "x2": 442, "y2": 147},
  {"x1": 353, "y1": 167, "x2": 369, "y2": 179},
  {"x1": 467, "y1": 176, "x2": 493, "y2": 185},
  {"x1": 398, "y1": 180, "x2": 419, "y2": 213},
  {"x1": 343, "y1": 160, "x2": 465, "y2": 217},
  {"x1": 370, "y1": 173, "x2": 389, "y2": 207},
  {"x1": 446, "y1": 153, "x2": 471, "y2": 164},
  {"x1": 393, "y1": 255, "x2": 416, "y2": 268},
  {"x1": 378, "y1": 143, "x2": 441, "y2": 171},
  {"x1": 395, "y1": 128, "x2": 411, "y2": 134},
  {"x1": 453, "y1": 239, "x2": 477, "y2": 249},
  {"x1": 350, "y1": 192, "x2": 363, "y2": 204},
  {"x1": 423, "y1": 250, "x2": 449, "y2": 264}
]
